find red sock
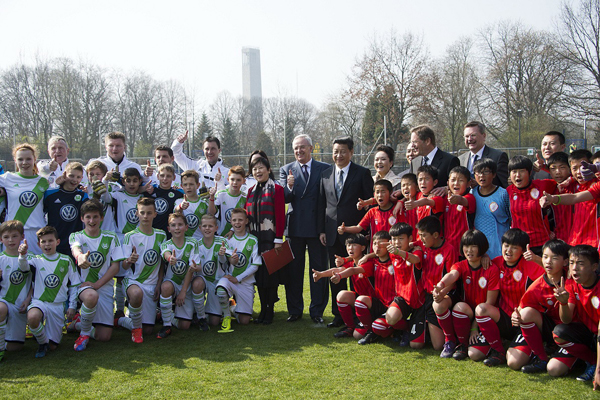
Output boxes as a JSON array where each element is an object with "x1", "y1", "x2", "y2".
[
  {"x1": 435, "y1": 309, "x2": 457, "y2": 343},
  {"x1": 452, "y1": 310, "x2": 472, "y2": 346},
  {"x1": 521, "y1": 322, "x2": 548, "y2": 361},
  {"x1": 391, "y1": 319, "x2": 407, "y2": 331},
  {"x1": 337, "y1": 301, "x2": 355, "y2": 329},
  {"x1": 476, "y1": 316, "x2": 504, "y2": 353},
  {"x1": 554, "y1": 338, "x2": 596, "y2": 364},
  {"x1": 372, "y1": 318, "x2": 393, "y2": 338},
  {"x1": 355, "y1": 299, "x2": 372, "y2": 330}
]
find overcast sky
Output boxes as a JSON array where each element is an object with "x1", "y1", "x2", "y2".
[{"x1": 0, "y1": 0, "x2": 564, "y2": 108}]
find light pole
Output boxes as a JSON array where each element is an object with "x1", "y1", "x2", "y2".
[
  {"x1": 584, "y1": 115, "x2": 589, "y2": 150},
  {"x1": 517, "y1": 109, "x2": 523, "y2": 148}
]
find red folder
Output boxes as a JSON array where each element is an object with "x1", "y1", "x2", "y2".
[{"x1": 262, "y1": 240, "x2": 294, "y2": 275}]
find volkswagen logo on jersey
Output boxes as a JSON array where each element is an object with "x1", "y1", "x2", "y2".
[
  {"x1": 186, "y1": 214, "x2": 199, "y2": 230},
  {"x1": 60, "y1": 204, "x2": 78, "y2": 222},
  {"x1": 88, "y1": 251, "x2": 105, "y2": 269},
  {"x1": 126, "y1": 208, "x2": 139, "y2": 224},
  {"x1": 143, "y1": 250, "x2": 159, "y2": 266},
  {"x1": 44, "y1": 274, "x2": 61, "y2": 289},
  {"x1": 19, "y1": 191, "x2": 38, "y2": 208},
  {"x1": 203, "y1": 260, "x2": 216, "y2": 276},
  {"x1": 10, "y1": 270, "x2": 25, "y2": 285},
  {"x1": 225, "y1": 208, "x2": 233, "y2": 223},
  {"x1": 155, "y1": 198, "x2": 169, "y2": 215},
  {"x1": 172, "y1": 259, "x2": 187, "y2": 275},
  {"x1": 234, "y1": 252, "x2": 246, "y2": 268}
]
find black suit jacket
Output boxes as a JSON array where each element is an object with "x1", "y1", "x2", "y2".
[
  {"x1": 318, "y1": 162, "x2": 373, "y2": 246},
  {"x1": 459, "y1": 145, "x2": 509, "y2": 188},
  {"x1": 280, "y1": 159, "x2": 329, "y2": 238},
  {"x1": 411, "y1": 148, "x2": 460, "y2": 187}
]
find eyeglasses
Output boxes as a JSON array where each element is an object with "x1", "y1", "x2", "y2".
[{"x1": 474, "y1": 170, "x2": 493, "y2": 176}]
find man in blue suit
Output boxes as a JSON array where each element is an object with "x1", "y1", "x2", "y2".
[{"x1": 280, "y1": 134, "x2": 330, "y2": 324}]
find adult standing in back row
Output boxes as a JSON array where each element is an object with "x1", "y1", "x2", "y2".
[
  {"x1": 459, "y1": 121, "x2": 508, "y2": 188},
  {"x1": 409, "y1": 124, "x2": 460, "y2": 188}
]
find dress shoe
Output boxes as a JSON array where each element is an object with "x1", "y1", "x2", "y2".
[
  {"x1": 327, "y1": 317, "x2": 345, "y2": 328},
  {"x1": 311, "y1": 316, "x2": 324, "y2": 324},
  {"x1": 287, "y1": 314, "x2": 302, "y2": 322}
]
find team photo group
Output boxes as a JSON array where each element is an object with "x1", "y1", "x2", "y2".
[{"x1": 0, "y1": 121, "x2": 598, "y2": 390}]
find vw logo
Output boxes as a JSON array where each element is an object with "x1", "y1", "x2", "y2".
[
  {"x1": 88, "y1": 251, "x2": 105, "y2": 269},
  {"x1": 126, "y1": 208, "x2": 139, "y2": 224},
  {"x1": 172, "y1": 259, "x2": 187, "y2": 275},
  {"x1": 155, "y1": 198, "x2": 169, "y2": 215},
  {"x1": 19, "y1": 191, "x2": 38, "y2": 208},
  {"x1": 60, "y1": 204, "x2": 78, "y2": 222},
  {"x1": 10, "y1": 270, "x2": 25, "y2": 285},
  {"x1": 186, "y1": 214, "x2": 199, "y2": 230},
  {"x1": 225, "y1": 208, "x2": 233, "y2": 223},
  {"x1": 234, "y1": 252, "x2": 246, "y2": 268},
  {"x1": 143, "y1": 249, "x2": 159, "y2": 266},
  {"x1": 44, "y1": 274, "x2": 60, "y2": 289},
  {"x1": 203, "y1": 260, "x2": 216, "y2": 276}
]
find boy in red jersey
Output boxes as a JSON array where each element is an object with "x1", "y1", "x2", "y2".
[
  {"x1": 545, "y1": 152, "x2": 574, "y2": 242},
  {"x1": 433, "y1": 230, "x2": 500, "y2": 361},
  {"x1": 444, "y1": 166, "x2": 476, "y2": 252},
  {"x1": 553, "y1": 245, "x2": 599, "y2": 382},
  {"x1": 410, "y1": 216, "x2": 458, "y2": 351},
  {"x1": 507, "y1": 155, "x2": 557, "y2": 255},
  {"x1": 514, "y1": 239, "x2": 573, "y2": 375},
  {"x1": 312, "y1": 234, "x2": 372, "y2": 339},
  {"x1": 404, "y1": 165, "x2": 445, "y2": 225},
  {"x1": 476, "y1": 229, "x2": 544, "y2": 367}
]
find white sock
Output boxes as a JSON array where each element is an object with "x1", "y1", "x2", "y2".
[
  {"x1": 160, "y1": 295, "x2": 173, "y2": 327},
  {"x1": 129, "y1": 305, "x2": 143, "y2": 329},
  {"x1": 79, "y1": 304, "x2": 97, "y2": 336},
  {"x1": 0, "y1": 318, "x2": 6, "y2": 351},
  {"x1": 115, "y1": 282, "x2": 125, "y2": 312},
  {"x1": 217, "y1": 287, "x2": 230, "y2": 317},
  {"x1": 118, "y1": 317, "x2": 133, "y2": 331},
  {"x1": 30, "y1": 323, "x2": 48, "y2": 344},
  {"x1": 192, "y1": 290, "x2": 206, "y2": 319}
]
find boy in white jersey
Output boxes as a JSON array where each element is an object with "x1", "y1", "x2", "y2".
[
  {"x1": 21, "y1": 226, "x2": 81, "y2": 358},
  {"x1": 175, "y1": 170, "x2": 209, "y2": 240},
  {"x1": 86, "y1": 161, "x2": 118, "y2": 232},
  {"x1": 156, "y1": 213, "x2": 198, "y2": 338},
  {"x1": 0, "y1": 221, "x2": 33, "y2": 360},
  {"x1": 216, "y1": 208, "x2": 260, "y2": 333},
  {"x1": 117, "y1": 197, "x2": 167, "y2": 343},
  {"x1": 69, "y1": 200, "x2": 124, "y2": 348},
  {"x1": 187, "y1": 214, "x2": 232, "y2": 328},
  {"x1": 208, "y1": 166, "x2": 247, "y2": 236}
]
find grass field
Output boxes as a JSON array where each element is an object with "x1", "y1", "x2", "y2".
[{"x1": 0, "y1": 270, "x2": 597, "y2": 399}]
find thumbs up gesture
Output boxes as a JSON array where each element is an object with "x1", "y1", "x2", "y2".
[
  {"x1": 177, "y1": 130, "x2": 189, "y2": 144},
  {"x1": 189, "y1": 260, "x2": 200, "y2": 273},
  {"x1": 144, "y1": 159, "x2": 154, "y2": 177},
  {"x1": 179, "y1": 195, "x2": 190, "y2": 210},
  {"x1": 127, "y1": 246, "x2": 139, "y2": 264},
  {"x1": 78, "y1": 250, "x2": 91, "y2": 269},
  {"x1": 337, "y1": 222, "x2": 346, "y2": 235},
  {"x1": 539, "y1": 191, "x2": 555, "y2": 208},
  {"x1": 109, "y1": 165, "x2": 121, "y2": 182},
  {"x1": 92, "y1": 179, "x2": 107, "y2": 196},
  {"x1": 18, "y1": 239, "x2": 28, "y2": 256},
  {"x1": 523, "y1": 244, "x2": 536, "y2": 262},
  {"x1": 55, "y1": 171, "x2": 67, "y2": 186},
  {"x1": 334, "y1": 254, "x2": 345, "y2": 267},
  {"x1": 287, "y1": 169, "x2": 295, "y2": 188},
  {"x1": 49, "y1": 157, "x2": 59, "y2": 172},
  {"x1": 533, "y1": 152, "x2": 546, "y2": 173},
  {"x1": 230, "y1": 248, "x2": 239, "y2": 266},
  {"x1": 168, "y1": 250, "x2": 177, "y2": 266}
]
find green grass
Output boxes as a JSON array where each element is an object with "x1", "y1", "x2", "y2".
[{"x1": 0, "y1": 270, "x2": 596, "y2": 399}]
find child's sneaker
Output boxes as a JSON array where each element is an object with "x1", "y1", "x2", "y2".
[
  {"x1": 131, "y1": 328, "x2": 143, "y2": 344},
  {"x1": 218, "y1": 316, "x2": 234, "y2": 333},
  {"x1": 66, "y1": 313, "x2": 81, "y2": 333},
  {"x1": 156, "y1": 326, "x2": 172, "y2": 339},
  {"x1": 198, "y1": 318, "x2": 210, "y2": 332},
  {"x1": 25, "y1": 325, "x2": 33, "y2": 339},
  {"x1": 576, "y1": 362, "x2": 596, "y2": 381},
  {"x1": 35, "y1": 343, "x2": 49, "y2": 358},
  {"x1": 74, "y1": 334, "x2": 90, "y2": 351}
]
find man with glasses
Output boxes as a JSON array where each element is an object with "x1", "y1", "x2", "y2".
[{"x1": 459, "y1": 121, "x2": 508, "y2": 188}]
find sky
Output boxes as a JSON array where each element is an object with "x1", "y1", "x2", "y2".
[{"x1": 0, "y1": 0, "x2": 565, "y2": 109}]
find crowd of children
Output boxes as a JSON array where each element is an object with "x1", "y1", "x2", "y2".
[{"x1": 0, "y1": 131, "x2": 598, "y2": 390}]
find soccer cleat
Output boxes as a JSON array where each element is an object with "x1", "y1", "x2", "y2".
[
  {"x1": 358, "y1": 331, "x2": 379, "y2": 345},
  {"x1": 333, "y1": 327, "x2": 354, "y2": 338},
  {"x1": 35, "y1": 343, "x2": 49, "y2": 358},
  {"x1": 521, "y1": 356, "x2": 548, "y2": 373},
  {"x1": 66, "y1": 313, "x2": 81, "y2": 333},
  {"x1": 398, "y1": 331, "x2": 410, "y2": 347},
  {"x1": 452, "y1": 344, "x2": 468, "y2": 361},
  {"x1": 25, "y1": 325, "x2": 33, "y2": 339},
  {"x1": 131, "y1": 328, "x2": 143, "y2": 344},
  {"x1": 156, "y1": 326, "x2": 172, "y2": 339},
  {"x1": 440, "y1": 340, "x2": 457, "y2": 358},
  {"x1": 218, "y1": 316, "x2": 234, "y2": 333},
  {"x1": 74, "y1": 335, "x2": 90, "y2": 351},
  {"x1": 483, "y1": 348, "x2": 506, "y2": 367},
  {"x1": 198, "y1": 318, "x2": 210, "y2": 332},
  {"x1": 576, "y1": 362, "x2": 596, "y2": 381}
]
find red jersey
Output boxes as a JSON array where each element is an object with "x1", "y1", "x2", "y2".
[
  {"x1": 493, "y1": 256, "x2": 544, "y2": 315},
  {"x1": 507, "y1": 179, "x2": 557, "y2": 247},
  {"x1": 443, "y1": 193, "x2": 476, "y2": 252},
  {"x1": 358, "y1": 205, "x2": 397, "y2": 238},
  {"x1": 551, "y1": 180, "x2": 575, "y2": 242},
  {"x1": 391, "y1": 248, "x2": 425, "y2": 309},
  {"x1": 398, "y1": 201, "x2": 419, "y2": 241},
  {"x1": 566, "y1": 275, "x2": 600, "y2": 334},
  {"x1": 362, "y1": 257, "x2": 396, "y2": 307},
  {"x1": 419, "y1": 239, "x2": 458, "y2": 293},
  {"x1": 341, "y1": 260, "x2": 376, "y2": 298},
  {"x1": 450, "y1": 259, "x2": 500, "y2": 309},
  {"x1": 568, "y1": 180, "x2": 600, "y2": 248},
  {"x1": 416, "y1": 192, "x2": 444, "y2": 225},
  {"x1": 519, "y1": 273, "x2": 567, "y2": 325}
]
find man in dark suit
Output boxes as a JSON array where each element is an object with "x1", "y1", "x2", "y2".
[
  {"x1": 409, "y1": 125, "x2": 460, "y2": 188},
  {"x1": 280, "y1": 134, "x2": 330, "y2": 324},
  {"x1": 318, "y1": 136, "x2": 373, "y2": 328},
  {"x1": 459, "y1": 121, "x2": 509, "y2": 188}
]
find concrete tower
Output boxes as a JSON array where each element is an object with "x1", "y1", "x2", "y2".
[{"x1": 242, "y1": 47, "x2": 262, "y2": 100}]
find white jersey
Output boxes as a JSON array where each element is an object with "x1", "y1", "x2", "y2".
[
  {"x1": 38, "y1": 158, "x2": 89, "y2": 189},
  {"x1": 174, "y1": 197, "x2": 209, "y2": 240},
  {"x1": 160, "y1": 237, "x2": 199, "y2": 286},
  {"x1": 122, "y1": 228, "x2": 167, "y2": 286},
  {"x1": 226, "y1": 233, "x2": 260, "y2": 284},
  {"x1": 88, "y1": 154, "x2": 147, "y2": 184},
  {"x1": 213, "y1": 189, "x2": 247, "y2": 236},
  {"x1": 171, "y1": 139, "x2": 228, "y2": 190},
  {"x1": 69, "y1": 230, "x2": 125, "y2": 283},
  {"x1": 0, "y1": 252, "x2": 33, "y2": 306},
  {"x1": 197, "y1": 236, "x2": 231, "y2": 283},
  {"x1": 0, "y1": 172, "x2": 49, "y2": 230},
  {"x1": 27, "y1": 253, "x2": 80, "y2": 307},
  {"x1": 111, "y1": 190, "x2": 143, "y2": 236}
]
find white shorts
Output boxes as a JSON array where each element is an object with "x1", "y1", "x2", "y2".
[
  {"x1": 24, "y1": 229, "x2": 41, "y2": 255},
  {"x1": 163, "y1": 279, "x2": 193, "y2": 321},
  {"x1": 217, "y1": 278, "x2": 255, "y2": 315},
  {"x1": 80, "y1": 283, "x2": 114, "y2": 327},
  {"x1": 28, "y1": 300, "x2": 64, "y2": 345},
  {"x1": 124, "y1": 278, "x2": 156, "y2": 325},
  {"x1": 198, "y1": 277, "x2": 220, "y2": 316},
  {"x1": 0, "y1": 299, "x2": 27, "y2": 343}
]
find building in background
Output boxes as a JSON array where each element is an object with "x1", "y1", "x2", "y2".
[{"x1": 242, "y1": 47, "x2": 262, "y2": 100}]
